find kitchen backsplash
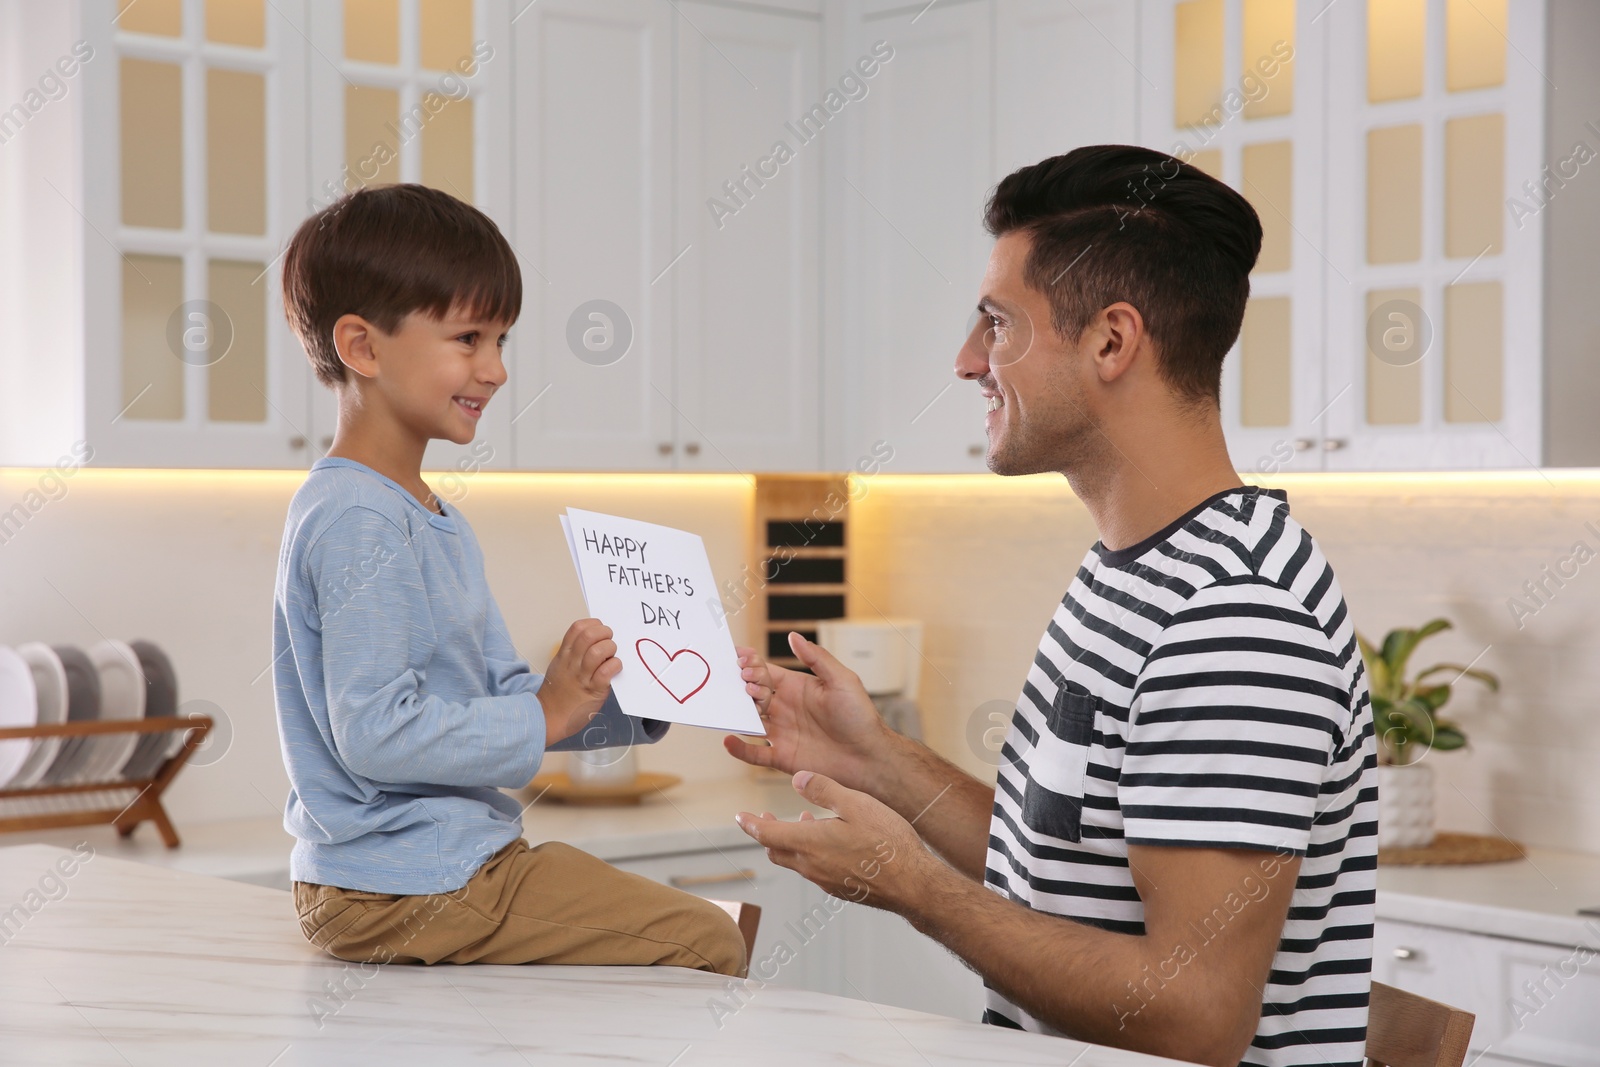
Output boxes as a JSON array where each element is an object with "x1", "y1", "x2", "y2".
[{"x1": 0, "y1": 466, "x2": 1595, "y2": 856}]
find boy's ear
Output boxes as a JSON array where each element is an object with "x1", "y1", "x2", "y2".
[{"x1": 332, "y1": 313, "x2": 382, "y2": 381}]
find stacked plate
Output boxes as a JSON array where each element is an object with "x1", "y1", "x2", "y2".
[{"x1": 0, "y1": 640, "x2": 180, "y2": 790}]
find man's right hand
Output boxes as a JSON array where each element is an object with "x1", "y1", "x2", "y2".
[{"x1": 723, "y1": 631, "x2": 894, "y2": 793}]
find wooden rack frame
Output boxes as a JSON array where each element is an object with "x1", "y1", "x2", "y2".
[{"x1": 0, "y1": 716, "x2": 213, "y2": 847}]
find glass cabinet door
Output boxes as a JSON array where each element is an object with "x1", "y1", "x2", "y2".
[
  {"x1": 84, "y1": 0, "x2": 312, "y2": 467},
  {"x1": 1139, "y1": 0, "x2": 1330, "y2": 476},
  {"x1": 303, "y1": 0, "x2": 514, "y2": 484},
  {"x1": 1322, "y1": 0, "x2": 1544, "y2": 470}
]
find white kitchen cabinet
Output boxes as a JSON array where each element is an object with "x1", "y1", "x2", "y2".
[
  {"x1": 836, "y1": 899, "x2": 986, "y2": 1020},
  {"x1": 1376, "y1": 917, "x2": 1600, "y2": 1067},
  {"x1": 1137, "y1": 0, "x2": 1331, "y2": 477},
  {"x1": 1137, "y1": 0, "x2": 1549, "y2": 473},
  {"x1": 509, "y1": 0, "x2": 677, "y2": 471},
  {"x1": 303, "y1": 0, "x2": 518, "y2": 479},
  {"x1": 609, "y1": 843, "x2": 845, "y2": 995},
  {"x1": 2, "y1": 0, "x2": 314, "y2": 470},
  {"x1": 838, "y1": 0, "x2": 996, "y2": 474},
  {"x1": 672, "y1": 0, "x2": 824, "y2": 472},
  {"x1": 512, "y1": 0, "x2": 825, "y2": 473},
  {"x1": 838, "y1": 0, "x2": 1142, "y2": 473},
  {"x1": 612, "y1": 841, "x2": 986, "y2": 1019}
]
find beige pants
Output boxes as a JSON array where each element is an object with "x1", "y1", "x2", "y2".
[{"x1": 292, "y1": 838, "x2": 747, "y2": 976}]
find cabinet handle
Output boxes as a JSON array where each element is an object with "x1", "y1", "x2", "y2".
[
  {"x1": 288, "y1": 435, "x2": 306, "y2": 449},
  {"x1": 968, "y1": 444, "x2": 984, "y2": 457},
  {"x1": 1322, "y1": 438, "x2": 1347, "y2": 452},
  {"x1": 669, "y1": 869, "x2": 756, "y2": 888},
  {"x1": 1392, "y1": 946, "x2": 1418, "y2": 960},
  {"x1": 1292, "y1": 438, "x2": 1314, "y2": 452},
  {"x1": 657, "y1": 442, "x2": 674, "y2": 456},
  {"x1": 320, "y1": 435, "x2": 334, "y2": 450},
  {"x1": 684, "y1": 442, "x2": 701, "y2": 456}
]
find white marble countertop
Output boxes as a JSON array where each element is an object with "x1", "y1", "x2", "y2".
[
  {"x1": 1375, "y1": 843, "x2": 1600, "y2": 948},
  {"x1": 0, "y1": 842, "x2": 1201, "y2": 1066}
]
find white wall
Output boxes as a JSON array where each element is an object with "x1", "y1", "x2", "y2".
[
  {"x1": 0, "y1": 467, "x2": 756, "y2": 824},
  {"x1": 3, "y1": 466, "x2": 1599, "y2": 858}
]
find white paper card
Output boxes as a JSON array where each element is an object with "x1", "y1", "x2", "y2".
[{"x1": 561, "y1": 507, "x2": 765, "y2": 736}]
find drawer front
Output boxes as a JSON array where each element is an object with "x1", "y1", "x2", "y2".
[
  {"x1": 1376, "y1": 919, "x2": 1600, "y2": 1067},
  {"x1": 611, "y1": 846, "x2": 843, "y2": 994}
]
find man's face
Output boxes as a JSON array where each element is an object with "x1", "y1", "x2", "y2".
[
  {"x1": 955, "y1": 231, "x2": 1102, "y2": 477},
  {"x1": 358, "y1": 307, "x2": 511, "y2": 446}
]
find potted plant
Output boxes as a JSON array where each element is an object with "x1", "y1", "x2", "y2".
[{"x1": 1358, "y1": 618, "x2": 1498, "y2": 849}]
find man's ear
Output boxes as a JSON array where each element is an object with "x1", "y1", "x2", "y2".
[
  {"x1": 332, "y1": 313, "x2": 382, "y2": 381},
  {"x1": 1090, "y1": 302, "x2": 1146, "y2": 384}
]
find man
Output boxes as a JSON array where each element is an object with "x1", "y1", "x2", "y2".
[{"x1": 727, "y1": 145, "x2": 1377, "y2": 1067}]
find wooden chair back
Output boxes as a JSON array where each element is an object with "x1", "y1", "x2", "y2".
[{"x1": 1366, "y1": 981, "x2": 1476, "y2": 1067}]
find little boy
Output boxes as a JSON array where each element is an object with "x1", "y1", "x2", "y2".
[{"x1": 271, "y1": 183, "x2": 751, "y2": 975}]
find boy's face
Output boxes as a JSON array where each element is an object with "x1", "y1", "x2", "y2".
[{"x1": 340, "y1": 306, "x2": 512, "y2": 447}]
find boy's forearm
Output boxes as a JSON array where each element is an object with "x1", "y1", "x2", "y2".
[{"x1": 870, "y1": 731, "x2": 995, "y2": 881}]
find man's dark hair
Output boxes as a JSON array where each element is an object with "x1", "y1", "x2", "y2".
[
  {"x1": 281, "y1": 183, "x2": 522, "y2": 388},
  {"x1": 983, "y1": 145, "x2": 1262, "y2": 404}
]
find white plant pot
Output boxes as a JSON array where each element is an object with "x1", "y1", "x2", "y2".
[{"x1": 1377, "y1": 762, "x2": 1436, "y2": 849}]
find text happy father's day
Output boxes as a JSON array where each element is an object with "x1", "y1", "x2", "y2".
[{"x1": 581, "y1": 527, "x2": 696, "y2": 629}]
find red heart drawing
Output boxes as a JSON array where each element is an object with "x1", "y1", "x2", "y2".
[{"x1": 635, "y1": 639, "x2": 711, "y2": 704}]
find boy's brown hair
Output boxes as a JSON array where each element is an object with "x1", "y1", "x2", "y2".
[{"x1": 281, "y1": 183, "x2": 522, "y2": 388}]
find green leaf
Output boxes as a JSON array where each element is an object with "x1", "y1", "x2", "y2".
[
  {"x1": 1414, "y1": 663, "x2": 1500, "y2": 692},
  {"x1": 1383, "y1": 619, "x2": 1453, "y2": 683},
  {"x1": 1413, "y1": 685, "x2": 1452, "y2": 712},
  {"x1": 1430, "y1": 726, "x2": 1468, "y2": 751},
  {"x1": 1387, "y1": 696, "x2": 1437, "y2": 744}
]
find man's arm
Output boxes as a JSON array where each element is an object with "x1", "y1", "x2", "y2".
[
  {"x1": 870, "y1": 730, "x2": 995, "y2": 880},
  {"x1": 904, "y1": 841, "x2": 1300, "y2": 1065},
  {"x1": 738, "y1": 774, "x2": 1300, "y2": 1067}
]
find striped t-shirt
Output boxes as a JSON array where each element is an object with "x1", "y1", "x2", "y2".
[{"x1": 984, "y1": 485, "x2": 1377, "y2": 1067}]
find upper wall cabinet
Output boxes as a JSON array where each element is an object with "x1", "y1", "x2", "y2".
[
  {"x1": 1138, "y1": 0, "x2": 1548, "y2": 473},
  {"x1": 303, "y1": 0, "x2": 516, "y2": 480},
  {"x1": 1320, "y1": 0, "x2": 1545, "y2": 471},
  {"x1": 837, "y1": 0, "x2": 1141, "y2": 474},
  {"x1": 2, "y1": 0, "x2": 1583, "y2": 474},
  {"x1": 511, "y1": 0, "x2": 825, "y2": 473},
  {"x1": 6, "y1": 0, "x2": 313, "y2": 469}
]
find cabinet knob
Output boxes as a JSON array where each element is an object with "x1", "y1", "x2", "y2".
[
  {"x1": 1392, "y1": 946, "x2": 1418, "y2": 960},
  {"x1": 684, "y1": 442, "x2": 700, "y2": 457},
  {"x1": 1292, "y1": 438, "x2": 1314, "y2": 452},
  {"x1": 1322, "y1": 438, "x2": 1347, "y2": 452},
  {"x1": 288, "y1": 435, "x2": 306, "y2": 449},
  {"x1": 657, "y1": 442, "x2": 674, "y2": 456},
  {"x1": 968, "y1": 444, "x2": 984, "y2": 457}
]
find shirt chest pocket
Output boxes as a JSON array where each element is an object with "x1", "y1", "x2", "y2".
[{"x1": 1021, "y1": 689, "x2": 1097, "y2": 843}]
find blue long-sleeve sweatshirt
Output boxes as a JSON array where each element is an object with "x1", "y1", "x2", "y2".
[{"x1": 271, "y1": 456, "x2": 666, "y2": 894}]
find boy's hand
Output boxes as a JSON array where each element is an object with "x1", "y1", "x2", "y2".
[{"x1": 538, "y1": 619, "x2": 621, "y2": 747}]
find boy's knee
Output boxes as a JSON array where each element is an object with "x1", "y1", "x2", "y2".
[{"x1": 687, "y1": 897, "x2": 749, "y2": 978}]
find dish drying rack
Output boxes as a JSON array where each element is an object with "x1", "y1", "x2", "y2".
[{"x1": 0, "y1": 716, "x2": 212, "y2": 847}]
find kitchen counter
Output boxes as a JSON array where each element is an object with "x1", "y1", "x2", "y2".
[
  {"x1": 0, "y1": 774, "x2": 829, "y2": 887},
  {"x1": 0, "y1": 842, "x2": 1201, "y2": 1066},
  {"x1": 1375, "y1": 843, "x2": 1600, "y2": 948}
]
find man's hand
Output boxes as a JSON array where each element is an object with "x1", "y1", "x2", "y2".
[
  {"x1": 723, "y1": 632, "x2": 894, "y2": 793},
  {"x1": 538, "y1": 619, "x2": 621, "y2": 745},
  {"x1": 733, "y1": 771, "x2": 935, "y2": 911}
]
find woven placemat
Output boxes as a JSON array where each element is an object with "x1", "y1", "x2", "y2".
[{"x1": 1379, "y1": 830, "x2": 1526, "y2": 866}]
